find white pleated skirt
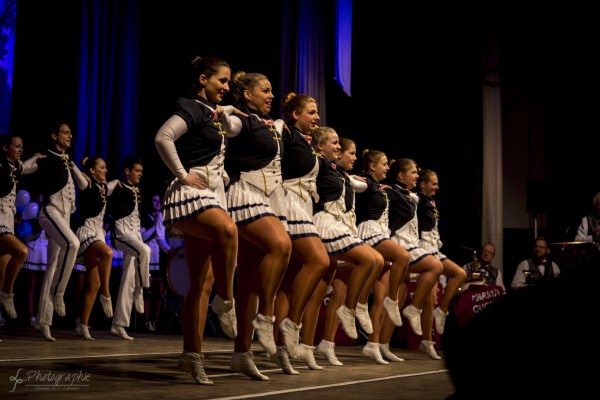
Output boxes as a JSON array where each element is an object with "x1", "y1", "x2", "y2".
[
  {"x1": 390, "y1": 234, "x2": 433, "y2": 265},
  {"x1": 76, "y1": 217, "x2": 105, "y2": 258},
  {"x1": 357, "y1": 220, "x2": 390, "y2": 248},
  {"x1": 284, "y1": 190, "x2": 318, "y2": 239},
  {"x1": 313, "y1": 211, "x2": 363, "y2": 256},
  {"x1": 226, "y1": 180, "x2": 288, "y2": 231},
  {"x1": 161, "y1": 177, "x2": 227, "y2": 226},
  {"x1": 419, "y1": 231, "x2": 447, "y2": 262},
  {"x1": 23, "y1": 237, "x2": 48, "y2": 271}
]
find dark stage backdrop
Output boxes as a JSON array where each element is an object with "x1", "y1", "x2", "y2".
[{"x1": 8, "y1": 2, "x2": 600, "y2": 268}]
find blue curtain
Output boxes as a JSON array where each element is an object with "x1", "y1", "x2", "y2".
[
  {"x1": 280, "y1": 0, "x2": 328, "y2": 124},
  {"x1": 75, "y1": 0, "x2": 139, "y2": 170},
  {"x1": 0, "y1": 0, "x2": 16, "y2": 135},
  {"x1": 334, "y1": 0, "x2": 352, "y2": 97}
]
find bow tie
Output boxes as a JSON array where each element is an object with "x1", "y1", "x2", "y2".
[
  {"x1": 301, "y1": 134, "x2": 312, "y2": 144},
  {"x1": 211, "y1": 111, "x2": 219, "y2": 121}
]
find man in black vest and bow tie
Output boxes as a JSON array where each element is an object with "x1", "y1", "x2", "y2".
[
  {"x1": 109, "y1": 156, "x2": 151, "y2": 340},
  {"x1": 510, "y1": 236, "x2": 560, "y2": 290}
]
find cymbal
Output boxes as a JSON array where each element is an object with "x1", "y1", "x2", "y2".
[{"x1": 549, "y1": 242, "x2": 599, "y2": 251}]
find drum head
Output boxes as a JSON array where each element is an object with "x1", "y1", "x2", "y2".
[{"x1": 166, "y1": 246, "x2": 189, "y2": 296}]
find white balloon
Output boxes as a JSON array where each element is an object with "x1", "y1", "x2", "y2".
[{"x1": 22, "y1": 202, "x2": 39, "y2": 220}]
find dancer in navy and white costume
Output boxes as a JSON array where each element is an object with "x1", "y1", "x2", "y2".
[
  {"x1": 0, "y1": 134, "x2": 44, "y2": 320},
  {"x1": 109, "y1": 156, "x2": 150, "y2": 340},
  {"x1": 22, "y1": 228, "x2": 48, "y2": 326},
  {"x1": 223, "y1": 71, "x2": 292, "y2": 381},
  {"x1": 73, "y1": 156, "x2": 118, "y2": 340},
  {"x1": 141, "y1": 194, "x2": 171, "y2": 332},
  {"x1": 269, "y1": 93, "x2": 329, "y2": 374},
  {"x1": 155, "y1": 55, "x2": 241, "y2": 385},
  {"x1": 311, "y1": 136, "x2": 384, "y2": 366},
  {"x1": 416, "y1": 169, "x2": 466, "y2": 340},
  {"x1": 33, "y1": 122, "x2": 89, "y2": 341},
  {"x1": 382, "y1": 158, "x2": 443, "y2": 359},
  {"x1": 354, "y1": 148, "x2": 410, "y2": 364},
  {"x1": 300, "y1": 127, "x2": 381, "y2": 366}
]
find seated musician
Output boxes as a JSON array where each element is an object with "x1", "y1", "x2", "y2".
[
  {"x1": 461, "y1": 242, "x2": 505, "y2": 291},
  {"x1": 511, "y1": 236, "x2": 560, "y2": 290}
]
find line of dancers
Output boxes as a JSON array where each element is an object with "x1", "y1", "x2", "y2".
[
  {"x1": 152, "y1": 55, "x2": 466, "y2": 384},
  {"x1": 0, "y1": 55, "x2": 466, "y2": 383}
]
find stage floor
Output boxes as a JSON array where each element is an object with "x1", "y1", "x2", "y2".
[{"x1": 0, "y1": 325, "x2": 455, "y2": 400}]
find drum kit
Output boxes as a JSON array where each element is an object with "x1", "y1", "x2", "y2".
[
  {"x1": 547, "y1": 241, "x2": 600, "y2": 270},
  {"x1": 164, "y1": 246, "x2": 223, "y2": 337},
  {"x1": 166, "y1": 246, "x2": 189, "y2": 297},
  {"x1": 162, "y1": 246, "x2": 188, "y2": 332}
]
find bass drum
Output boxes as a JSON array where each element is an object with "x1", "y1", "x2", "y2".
[{"x1": 166, "y1": 246, "x2": 189, "y2": 297}]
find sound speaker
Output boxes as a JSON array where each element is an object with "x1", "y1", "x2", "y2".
[{"x1": 527, "y1": 180, "x2": 550, "y2": 214}]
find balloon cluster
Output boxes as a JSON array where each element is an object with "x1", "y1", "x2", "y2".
[{"x1": 15, "y1": 189, "x2": 39, "y2": 238}]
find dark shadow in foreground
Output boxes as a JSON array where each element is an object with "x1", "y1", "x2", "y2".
[{"x1": 443, "y1": 256, "x2": 600, "y2": 399}]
